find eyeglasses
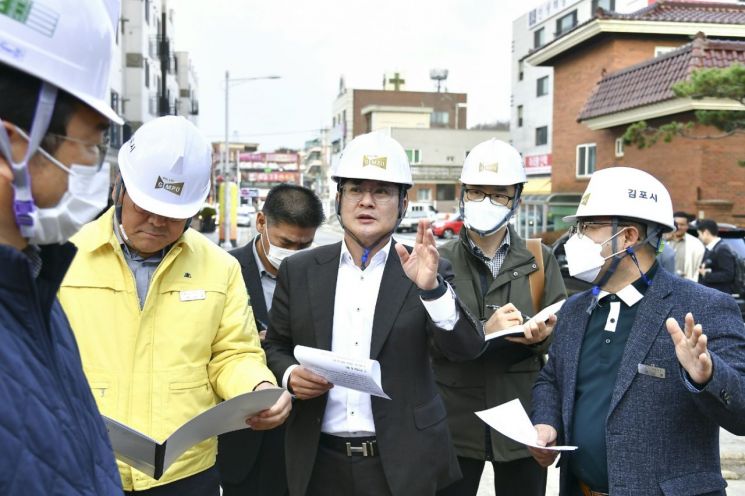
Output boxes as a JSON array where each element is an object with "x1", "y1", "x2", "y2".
[
  {"x1": 341, "y1": 184, "x2": 399, "y2": 204},
  {"x1": 46, "y1": 132, "x2": 110, "y2": 171},
  {"x1": 464, "y1": 188, "x2": 514, "y2": 206},
  {"x1": 569, "y1": 221, "x2": 624, "y2": 239},
  {"x1": 130, "y1": 197, "x2": 187, "y2": 223}
]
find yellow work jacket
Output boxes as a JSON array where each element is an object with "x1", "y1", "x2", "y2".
[{"x1": 59, "y1": 208, "x2": 276, "y2": 490}]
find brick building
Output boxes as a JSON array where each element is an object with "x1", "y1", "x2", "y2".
[{"x1": 526, "y1": 1, "x2": 745, "y2": 225}]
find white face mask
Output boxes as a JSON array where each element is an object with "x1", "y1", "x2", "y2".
[
  {"x1": 262, "y1": 223, "x2": 309, "y2": 269},
  {"x1": 564, "y1": 228, "x2": 627, "y2": 283},
  {"x1": 463, "y1": 200, "x2": 511, "y2": 235},
  {"x1": 12, "y1": 128, "x2": 110, "y2": 245}
]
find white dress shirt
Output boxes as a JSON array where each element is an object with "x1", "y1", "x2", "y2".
[{"x1": 283, "y1": 238, "x2": 460, "y2": 437}]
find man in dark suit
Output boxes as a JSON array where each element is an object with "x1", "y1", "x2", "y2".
[
  {"x1": 529, "y1": 168, "x2": 745, "y2": 496},
  {"x1": 264, "y1": 131, "x2": 485, "y2": 496},
  {"x1": 697, "y1": 218, "x2": 736, "y2": 295},
  {"x1": 218, "y1": 184, "x2": 325, "y2": 496}
]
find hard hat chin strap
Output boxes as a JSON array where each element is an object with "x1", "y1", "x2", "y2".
[
  {"x1": 586, "y1": 219, "x2": 662, "y2": 313},
  {"x1": 0, "y1": 83, "x2": 58, "y2": 238},
  {"x1": 335, "y1": 181, "x2": 407, "y2": 269}
]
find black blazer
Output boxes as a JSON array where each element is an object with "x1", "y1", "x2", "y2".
[
  {"x1": 264, "y1": 241, "x2": 485, "y2": 496},
  {"x1": 217, "y1": 237, "x2": 271, "y2": 483},
  {"x1": 700, "y1": 240, "x2": 736, "y2": 294}
]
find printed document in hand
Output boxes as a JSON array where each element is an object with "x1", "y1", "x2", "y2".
[
  {"x1": 485, "y1": 299, "x2": 566, "y2": 341},
  {"x1": 103, "y1": 387, "x2": 284, "y2": 480},
  {"x1": 475, "y1": 398, "x2": 577, "y2": 451},
  {"x1": 294, "y1": 345, "x2": 390, "y2": 399}
]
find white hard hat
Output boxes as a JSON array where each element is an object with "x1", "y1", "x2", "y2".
[
  {"x1": 564, "y1": 167, "x2": 675, "y2": 232},
  {"x1": 332, "y1": 131, "x2": 412, "y2": 186},
  {"x1": 460, "y1": 139, "x2": 527, "y2": 186},
  {"x1": 0, "y1": 0, "x2": 122, "y2": 124},
  {"x1": 118, "y1": 116, "x2": 211, "y2": 219}
]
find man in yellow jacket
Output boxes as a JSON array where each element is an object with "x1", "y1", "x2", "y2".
[{"x1": 59, "y1": 116, "x2": 291, "y2": 495}]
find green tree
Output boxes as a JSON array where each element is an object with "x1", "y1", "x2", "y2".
[{"x1": 623, "y1": 64, "x2": 745, "y2": 165}]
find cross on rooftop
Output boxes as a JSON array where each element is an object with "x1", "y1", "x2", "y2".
[{"x1": 388, "y1": 72, "x2": 405, "y2": 91}]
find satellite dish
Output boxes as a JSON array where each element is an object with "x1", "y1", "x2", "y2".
[{"x1": 430, "y1": 69, "x2": 449, "y2": 92}]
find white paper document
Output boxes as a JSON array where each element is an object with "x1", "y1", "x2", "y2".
[
  {"x1": 104, "y1": 387, "x2": 284, "y2": 479},
  {"x1": 475, "y1": 399, "x2": 577, "y2": 451},
  {"x1": 294, "y1": 345, "x2": 390, "y2": 399},
  {"x1": 485, "y1": 299, "x2": 566, "y2": 341}
]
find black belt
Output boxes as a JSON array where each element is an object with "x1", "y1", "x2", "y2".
[{"x1": 319, "y1": 433, "x2": 378, "y2": 457}]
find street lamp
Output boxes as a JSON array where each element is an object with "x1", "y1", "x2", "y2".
[{"x1": 223, "y1": 71, "x2": 281, "y2": 185}]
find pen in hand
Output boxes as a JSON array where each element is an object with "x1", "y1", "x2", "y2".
[{"x1": 485, "y1": 304, "x2": 532, "y2": 321}]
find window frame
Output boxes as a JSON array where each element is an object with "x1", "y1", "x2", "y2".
[
  {"x1": 536, "y1": 76, "x2": 549, "y2": 97},
  {"x1": 535, "y1": 126, "x2": 548, "y2": 146},
  {"x1": 556, "y1": 10, "x2": 578, "y2": 36},
  {"x1": 576, "y1": 143, "x2": 597, "y2": 178}
]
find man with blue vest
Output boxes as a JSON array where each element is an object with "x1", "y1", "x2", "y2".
[{"x1": 0, "y1": 1, "x2": 124, "y2": 494}]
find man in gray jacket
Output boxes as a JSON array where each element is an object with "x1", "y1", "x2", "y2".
[{"x1": 530, "y1": 167, "x2": 745, "y2": 496}]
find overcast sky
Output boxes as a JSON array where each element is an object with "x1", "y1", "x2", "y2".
[{"x1": 174, "y1": 0, "x2": 548, "y2": 151}]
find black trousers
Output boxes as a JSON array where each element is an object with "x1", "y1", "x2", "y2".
[
  {"x1": 220, "y1": 426, "x2": 288, "y2": 496},
  {"x1": 436, "y1": 456, "x2": 547, "y2": 496},
  {"x1": 306, "y1": 443, "x2": 392, "y2": 496},
  {"x1": 124, "y1": 466, "x2": 220, "y2": 496}
]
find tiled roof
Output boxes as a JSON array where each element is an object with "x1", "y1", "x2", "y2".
[
  {"x1": 597, "y1": 1, "x2": 745, "y2": 25},
  {"x1": 578, "y1": 34, "x2": 745, "y2": 121}
]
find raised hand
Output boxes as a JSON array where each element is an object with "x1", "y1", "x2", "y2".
[
  {"x1": 666, "y1": 312, "x2": 713, "y2": 386},
  {"x1": 395, "y1": 219, "x2": 439, "y2": 290}
]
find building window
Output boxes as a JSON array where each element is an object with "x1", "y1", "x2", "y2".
[
  {"x1": 534, "y1": 27, "x2": 545, "y2": 49},
  {"x1": 517, "y1": 105, "x2": 524, "y2": 127},
  {"x1": 518, "y1": 60, "x2": 524, "y2": 81},
  {"x1": 145, "y1": 0, "x2": 150, "y2": 24},
  {"x1": 406, "y1": 149, "x2": 422, "y2": 164},
  {"x1": 436, "y1": 184, "x2": 455, "y2": 201},
  {"x1": 535, "y1": 126, "x2": 548, "y2": 146},
  {"x1": 654, "y1": 46, "x2": 676, "y2": 57},
  {"x1": 536, "y1": 76, "x2": 549, "y2": 97},
  {"x1": 592, "y1": 0, "x2": 615, "y2": 13},
  {"x1": 615, "y1": 137, "x2": 624, "y2": 157},
  {"x1": 417, "y1": 188, "x2": 432, "y2": 202},
  {"x1": 145, "y1": 61, "x2": 150, "y2": 88},
  {"x1": 577, "y1": 143, "x2": 597, "y2": 177},
  {"x1": 431, "y1": 111, "x2": 449, "y2": 127},
  {"x1": 556, "y1": 11, "x2": 577, "y2": 36}
]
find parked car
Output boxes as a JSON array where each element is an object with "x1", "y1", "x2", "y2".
[
  {"x1": 237, "y1": 204, "x2": 256, "y2": 227},
  {"x1": 431, "y1": 213, "x2": 464, "y2": 239},
  {"x1": 396, "y1": 202, "x2": 437, "y2": 232}
]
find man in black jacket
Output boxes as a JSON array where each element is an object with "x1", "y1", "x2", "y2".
[
  {"x1": 697, "y1": 218, "x2": 736, "y2": 295},
  {"x1": 218, "y1": 184, "x2": 324, "y2": 496}
]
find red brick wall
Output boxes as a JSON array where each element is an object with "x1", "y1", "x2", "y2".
[
  {"x1": 352, "y1": 90, "x2": 467, "y2": 137},
  {"x1": 549, "y1": 34, "x2": 745, "y2": 224}
]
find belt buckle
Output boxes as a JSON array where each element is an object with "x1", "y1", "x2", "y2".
[{"x1": 345, "y1": 440, "x2": 376, "y2": 457}]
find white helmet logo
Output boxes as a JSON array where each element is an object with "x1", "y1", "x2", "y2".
[
  {"x1": 478, "y1": 161, "x2": 499, "y2": 174},
  {"x1": 362, "y1": 155, "x2": 387, "y2": 170},
  {"x1": 154, "y1": 176, "x2": 184, "y2": 196}
]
